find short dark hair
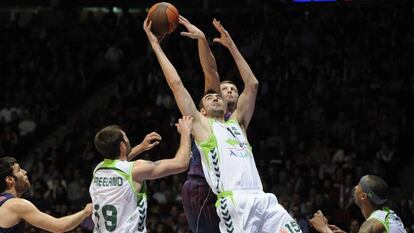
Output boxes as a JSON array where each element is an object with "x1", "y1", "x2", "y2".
[
  {"x1": 220, "y1": 80, "x2": 238, "y2": 87},
  {"x1": 94, "y1": 125, "x2": 124, "y2": 159},
  {"x1": 198, "y1": 89, "x2": 220, "y2": 110},
  {"x1": 0, "y1": 157, "x2": 17, "y2": 192},
  {"x1": 365, "y1": 175, "x2": 389, "y2": 207}
]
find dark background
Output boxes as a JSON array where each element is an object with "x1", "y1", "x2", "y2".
[{"x1": 0, "y1": 0, "x2": 413, "y2": 232}]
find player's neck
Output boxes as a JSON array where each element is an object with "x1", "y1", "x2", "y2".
[
  {"x1": 3, "y1": 188, "x2": 18, "y2": 198},
  {"x1": 361, "y1": 204, "x2": 379, "y2": 219},
  {"x1": 211, "y1": 115, "x2": 225, "y2": 122},
  {"x1": 227, "y1": 104, "x2": 236, "y2": 114}
]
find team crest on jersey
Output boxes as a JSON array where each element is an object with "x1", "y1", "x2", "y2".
[{"x1": 227, "y1": 146, "x2": 251, "y2": 158}]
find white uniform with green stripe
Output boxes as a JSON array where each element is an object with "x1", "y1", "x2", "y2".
[
  {"x1": 196, "y1": 119, "x2": 301, "y2": 233},
  {"x1": 367, "y1": 209, "x2": 407, "y2": 233},
  {"x1": 89, "y1": 159, "x2": 147, "y2": 233},
  {"x1": 196, "y1": 119, "x2": 262, "y2": 193}
]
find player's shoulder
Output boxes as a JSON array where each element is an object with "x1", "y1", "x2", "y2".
[
  {"x1": 2, "y1": 198, "x2": 35, "y2": 212},
  {"x1": 359, "y1": 218, "x2": 386, "y2": 233}
]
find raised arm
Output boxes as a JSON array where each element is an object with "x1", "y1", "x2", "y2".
[
  {"x1": 213, "y1": 19, "x2": 259, "y2": 130},
  {"x1": 132, "y1": 116, "x2": 192, "y2": 181},
  {"x1": 143, "y1": 18, "x2": 200, "y2": 120},
  {"x1": 128, "y1": 132, "x2": 162, "y2": 161},
  {"x1": 179, "y1": 16, "x2": 220, "y2": 93},
  {"x1": 8, "y1": 199, "x2": 91, "y2": 233}
]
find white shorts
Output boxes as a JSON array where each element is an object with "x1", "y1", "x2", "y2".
[{"x1": 216, "y1": 190, "x2": 302, "y2": 233}]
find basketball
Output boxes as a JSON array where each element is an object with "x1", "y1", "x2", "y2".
[{"x1": 147, "y1": 2, "x2": 179, "y2": 37}]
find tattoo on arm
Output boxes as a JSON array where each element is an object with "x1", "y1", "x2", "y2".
[{"x1": 358, "y1": 220, "x2": 383, "y2": 233}]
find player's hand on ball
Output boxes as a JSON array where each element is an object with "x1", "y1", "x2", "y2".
[
  {"x1": 179, "y1": 15, "x2": 205, "y2": 40},
  {"x1": 212, "y1": 18, "x2": 234, "y2": 48},
  {"x1": 143, "y1": 18, "x2": 164, "y2": 45}
]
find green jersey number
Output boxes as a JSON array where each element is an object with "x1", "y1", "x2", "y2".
[
  {"x1": 94, "y1": 204, "x2": 118, "y2": 231},
  {"x1": 285, "y1": 221, "x2": 301, "y2": 233}
]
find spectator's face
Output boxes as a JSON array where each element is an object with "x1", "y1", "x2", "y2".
[{"x1": 349, "y1": 219, "x2": 359, "y2": 233}]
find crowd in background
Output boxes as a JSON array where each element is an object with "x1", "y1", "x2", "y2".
[{"x1": 0, "y1": 4, "x2": 413, "y2": 233}]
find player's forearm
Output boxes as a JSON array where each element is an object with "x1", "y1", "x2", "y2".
[
  {"x1": 174, "y1": 131, "x2": 192, "y2": 165},
  {"x1": 55, "y1": 209, "x2": 89, "y2": 232},
  {"x1": 128, "y1": 144, "x2": 145, "y2": 161},
  {"x1": 198, "y1": 38, "x2": 220, "y2": 93},
  {"x1": 227, "y1": 44, "x2": 259, "y2": 89},
  {"x1": 152, "y1": 44, "x2": 183, "y2": 88}
]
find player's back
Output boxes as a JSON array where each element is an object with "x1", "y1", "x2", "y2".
[{"x1": 89, "y1": 159, "x2": 147, "y2": 233}]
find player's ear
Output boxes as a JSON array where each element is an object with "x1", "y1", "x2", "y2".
[
  {"x1": 200, "y1": 108, "x2": 207, "y2": 116},
  {"x1": 5, "y1": 176, "x2": 15, "y2": 187},
  {"x1": 361, "y1": 192, "x2": 367, "y2": 201},
  {"x1": 120, "y1": 141, "x2": 126, "y2": 152}
]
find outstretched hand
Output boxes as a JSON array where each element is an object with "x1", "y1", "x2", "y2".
[
  {"x1": 212, "y1": 18, "x2": 234, "y2": 48},
  {"x1": 140, "y1": 132, "x2": 162, "y2": 151},
  {"x1": 179, "y1": 15, "x2": 205, "y2": 40},
  {"x1": 175, "y1": 116, "x2": 193, "y2": 135}
]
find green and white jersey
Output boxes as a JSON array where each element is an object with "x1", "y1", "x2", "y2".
[
  {"x1": 367, "y1": 209, "x2": 407, "y2": 233},
  {"x1": 89, "y1": 159, "x2": 147, "y2": 233},
  {"x1": 195, "y1": 119, "x2": 263, "y2": 194}
]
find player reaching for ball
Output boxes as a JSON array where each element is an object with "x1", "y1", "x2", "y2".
[
  {"x1": 178, "y1": 15, "x2": 221, "y2": 233},
  {"x1": 144, "y1": 17, "x2": 302, "y2": 233},
  {"x1": 89, "y1": 117, "x2": 193, "y2": 233}
]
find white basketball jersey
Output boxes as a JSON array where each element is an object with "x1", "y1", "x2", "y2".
[
  {"x1": 195, "y1": 119, "x2": 263, "y2": 194},
  {"x1": 89, "y1": 159, "x2": 147, "y2": 233},
  {"x1": 368, "y1": 209, "x2": 407, "y2": 233}
]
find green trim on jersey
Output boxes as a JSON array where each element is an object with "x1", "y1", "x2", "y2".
[
  {"x1": 215, "y1": 191, "x2": 235, "y2": 207},
  {"x1": 196, "y1": 119, "x2": 219, "y2": 170},
  {"x1": 368, "y1": 209, "x2": 391, "y2": 233},
  {"x1": 127, "y1": 161, "x2": 147, "y2": 204},
  {"x1": 95, "y1": 159, "x2": 147, "y2": 200}
]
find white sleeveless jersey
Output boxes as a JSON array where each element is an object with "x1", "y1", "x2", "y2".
[
  {"x1": 195, "y1": 119, "x2": 263, "y2": 194},
  {"x1": 368, "y1": 209, "x2": 407, "y2": 233},
  {"x1": 89, "y1": 159, "x2": 147, "y2": 233}
]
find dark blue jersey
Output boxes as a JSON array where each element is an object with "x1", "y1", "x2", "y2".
[
  {"x1": 187, "y1": 140, "x2": 205, "y2": 177},
  {"x1": 0, "y1": 193, "x2": 25, "y2": 233}
]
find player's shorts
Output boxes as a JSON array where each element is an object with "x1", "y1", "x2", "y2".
[
  {"x1": 182, "y1": 175, "x2": 220, "y2": 233},
  {"x1": 216, "y1": 190, "x2": 302, "y2": 233}
]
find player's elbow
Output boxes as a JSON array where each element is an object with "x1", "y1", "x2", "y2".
[
  {"x1": 249, "y1": 79, "x2": 259, "y2": 89},
  {"x1": 169, "y1": 79, "x2": 183, "y2": 89}
]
